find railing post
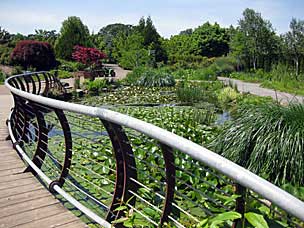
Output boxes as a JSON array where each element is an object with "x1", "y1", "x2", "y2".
[
  {"x1": 52, "y1": 108, "x2": 73, "y2": 188},
  {"x1": 159, "y1": 144, "x2": 175, "y2": 225},
  {"x1": 15, "y1": 96, "x2": 30, "y2": 144},
  {"x1": 42, "y1": 72, "x2": 50, "y2": 96},
  {"x1": 16, "y1": 77, "x2": 26, "y2": 91},
  {"x1": 232, "y1": 183, "x2": 246, "y2": 228},
  {"x1": 24, "y1": 102, "x2": 48, "y2": 175},
  {"x1": 35, "y1": 73, "x2": 42, "y2": 94},
  {"x1": 28, "y1": 74, "x2": 36, "y2": 94},
  {"x1": 101, "y1": 120, "x2": 138, "y2": 225}
]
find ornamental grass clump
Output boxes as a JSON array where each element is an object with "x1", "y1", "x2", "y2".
[
  {"x1": 137, "y1": 69, "x2": 175, "y2": 87},
  {"x1": 213, "y1": 103, "x2": 304, "y2": 186}
]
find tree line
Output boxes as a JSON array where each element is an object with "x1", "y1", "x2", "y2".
[{"x1": 1, "y1": 8, "x2": 304, "y2": 76}]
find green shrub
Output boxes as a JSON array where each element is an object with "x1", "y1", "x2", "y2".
[
  {"x1": 261, "y1": 79, "x2": 304, "y2": 96},
  {"x1": 237, "y1": 94, "x2": 273, "y2": 107},
  {"x1": 211, "y1": 56, "x2": 237, "y2": 76},
  {"x1": 172, "y1": 68, "x2": 217, "y2": 81},
  {"x1": 168, "y1": 55, "x2": 215, "y2": 69},
  {"x1": 269, "y1": 63, "x2": 297, "y2": 81},
  {"x1": 0, "y1": 44, "x2": 12, "y2": 65},
  {"x1": 11, "y1": 66, "x2": 23, "y2": 75},
  {"x1": 230, "y1": 71, "x2": 262, "y2": 82},
  {"x1": 176, "y1": 85, "x2": 218, "y2": 105},
  {"x1": 57, "y1": 59, "x2": 86, "y2": 72},
  {"x1": 83, "y1": 79, "x2": 107, "y2": 95},
  {"x1": 123, "y1": 66, "x2": 148, "y2": 85},
  {"x1": 119, "y1": 49, "x2": 151, "y2": 70},
  {"x1": 217, "y1": 87, "x2": 240, "y2": 109},
  {"x1": 137, "y1": 69, "x2": 175, "y2": 87},
  {"x1": 50, "y1": 70, "x2": 72, "y2": 79},
  {"x1": 0, "y1": 71, "x2": 6, "y2": 84}
]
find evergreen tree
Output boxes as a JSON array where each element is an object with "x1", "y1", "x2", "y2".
[
  {"x1": 54, "y1": 16, "x2": 91, "y2": 60},
  {"x1": 135, "y1": 16, "x2": 167, "y2": 63}
]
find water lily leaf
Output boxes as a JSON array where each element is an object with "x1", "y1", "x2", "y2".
[
  {"x1": 245, "y1": 212, "x2": 269, "y2": 228},
  {"x1": 209, "y1": 211, "x2": 242, "y2": 223}
]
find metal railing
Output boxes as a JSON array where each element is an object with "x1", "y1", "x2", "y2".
[{"x1": 5, "y1": 71, "x2": 304, "y2": 227}]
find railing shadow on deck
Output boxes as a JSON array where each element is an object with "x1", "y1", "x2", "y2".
[{"x1": 5, "y1": 71, "x2": 304, "y2": 228}]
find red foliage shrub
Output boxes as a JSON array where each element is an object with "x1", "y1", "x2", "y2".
[
  {"x1": 10, "y1": 40, "x2": 56, "y2": 70},
  {"x1": 72, "y1": 45, "x2": 106, "y2": 67}
]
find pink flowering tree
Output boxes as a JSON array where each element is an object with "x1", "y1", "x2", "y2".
[{"x1": 72, "y1": 45, "x2": 107, "y2": 70}]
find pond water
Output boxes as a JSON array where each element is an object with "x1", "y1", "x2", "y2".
[{"x1": 216, "y1": 111, "x2": 231, "y2": 125}]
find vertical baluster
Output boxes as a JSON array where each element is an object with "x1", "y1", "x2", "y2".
[
  {"x1": 101, "y1": 120, "x2": 138, "y2": 226},
  {"x1": 24, "y1": 102, "x2": 49, "y2": 175},
  {"x1": 159, "y1": 144, "x2": 175, "y2": 225},
  {"x1": 52, "y1": 109, "x2": 72, "y2": 187}
]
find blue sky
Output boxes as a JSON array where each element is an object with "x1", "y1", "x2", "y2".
[{"x1": 0, "y1": 0, "x2": 303, "y2": 37}]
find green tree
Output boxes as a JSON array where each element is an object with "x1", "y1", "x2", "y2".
[
  {"x1": 96, "y1": 23, "x2": 133, "y2": 62},
  {"x1": 54, "y1": 16, "x2": 91, "y2": 60},
  {"x1": 27, "y1": 30, "x2": 58, "y2": 46},
  {"x1": 163, "y1": 34, "x2": 196, "y2": 64},
  {"x1": 192, "y1": 22, "x2": 230, "y2": 57},
  {"x1": 34, "y1": 29, "x2": 58, "y2": 46},
  {"x1": 283, "y1": 18, "x2": 304, "y2": 76},
  {"x1": 179, "y1": 28, "x2": 193, "y2": 35},
  {"x1": 231, "y1": 8, "x2": 278, "y2": 70},
  {"x1": 0, "y1": 28, "x2": 15, "y2": 64},
  {"x1": 113, "y1": 31, "x2": 150, "y2": 69},
  {"x1": 135, "y1": 16, "x2": 167, "y2": 63},
  {"x1": 0, "y1": 27, "x2": 11, "y2": 44}
]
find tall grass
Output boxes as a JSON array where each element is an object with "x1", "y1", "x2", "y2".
[
  {"x1": 212, "y1": 103, "x2": 304, "y2": 186},
  {"x1": 137, "y1": 69, "x2": 175, "y2": 87}
]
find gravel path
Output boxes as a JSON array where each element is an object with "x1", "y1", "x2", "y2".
[
  {"x1": 218, "y1": 77, "x2": 304, "y2": 104},
  {"x1": 103, "y1": 63, "x2": 131, "y2": 80}
]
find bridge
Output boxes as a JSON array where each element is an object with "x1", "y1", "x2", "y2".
[{"x1": 1, "y1": 71, "x2": 304, "y2": 227}]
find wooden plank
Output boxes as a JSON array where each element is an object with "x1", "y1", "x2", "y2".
[
  {"x1": 0, "y1": 195, "x2": 59, "y2": 218},
  {"x1": 0, "y1": 162, "x2": 25, "y2": 171},
  {"x1": 0, "y1": 172, "x2": 32, "y2": 182},
  {"x1": 0, "y1": 177, "x2": 37, "y2": 190},
  {"x1": 0, "y1": 158, "x2": 20, "y2": 163},
  {"x1": 14, "y1": 211, "x2": 86, "y2": 228},
  {"x1": 0, "y1": 182, "x2": 43, "y2": 199},
  {"x1": 0, "y1": 141, "x2": 12, "y2": 147},
  {"x1": 0, "y1": 151, "x2": 18, "y2": 156},
  {"x1": 0, "y1": 154, "x2": 19, "y2": 160},
  {"x1": 0, "y1": 189, "x2": 49, "y2": 208},
  {"x1": 0, "y1": 113, "x2": 86, "y2": 227},
  {"x1": 56, "y1": 220, "x2": 88, "y2": 228},
  {"x1": 0, "y1": 147, "x2": 14, "y2": 152},
  {"x1": 0, "y1": 145, "x2": 14, "y2": 149},
  {"x1": 0, "y1": 203, "x2": 64, "y2": 227},
  {"x1": 0, "y1": 167, "x2": 25, "y2": 177}
]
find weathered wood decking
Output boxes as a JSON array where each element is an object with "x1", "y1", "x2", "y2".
[{"x1": 0, "y1": 87, "x2": 87, "y2": 228}]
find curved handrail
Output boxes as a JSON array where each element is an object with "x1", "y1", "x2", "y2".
[{"x1": 5, "y1": 72, "x2": 304, "y2": 226}]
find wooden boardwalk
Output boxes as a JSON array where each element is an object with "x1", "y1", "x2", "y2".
[{"x1": 0, "y1": 87, "x2": 87, "y2": 228}]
